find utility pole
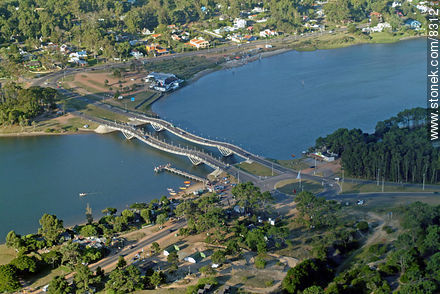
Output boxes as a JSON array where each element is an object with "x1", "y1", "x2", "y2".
[
  {"x1": 423, "y1": 173, "x2": 426, "y2": 191},
  {"x1": 314, "y1": 157, "x2": 317, "y2": 175},
  {"x1": 382, "y1": 176, "x2": 385, "y2": 192},
  {"x1": 377, "y1": 168, "x2": 380, "y2": 186},
  {"x1": 341, "y1": 169, "x2": 344, "y2": 193}
]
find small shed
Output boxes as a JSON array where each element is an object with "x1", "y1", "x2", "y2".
[
  {"x1": 163, "y1": 244, "x2": 180, "y2": 256},
  {"x1": 184, "y1": 251, "x2": 206, "y2": 263}
]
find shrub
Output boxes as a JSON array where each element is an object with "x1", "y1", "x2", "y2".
[
  {"x1": 357, "y1": 221, "x2": 369, "y2": 232},
  {"x1": 255, "y1": 255, "x2": 266, "y2": 269},
  {"x1": 382, "y1": 226, "x2": 394, "y2": 234}
]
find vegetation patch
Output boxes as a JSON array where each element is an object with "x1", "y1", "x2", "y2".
[{"x1": 235, "y1": 161, "x2": 277, "y2": 177}]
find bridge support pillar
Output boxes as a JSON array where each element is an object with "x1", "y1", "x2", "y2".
[
  {"x1": 218, "y1": 146, "x2": 233, "y2": 157},
  {"x1": 122, "y1": 131, "x2": 134, "y2": 140},
  {"x1": 188, "y1": 156, "x2": 203, "y2": 166},
  {"x1": 151, "y1": 122, "x2": 164, "y2": 132}
]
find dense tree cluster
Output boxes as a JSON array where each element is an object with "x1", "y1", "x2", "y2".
[
  {"x1": 0, "y1": 84, "x2": 58, "y2": 126},
  {"x1": 283, "y1": 200, "x2": 440, "y2": 294},
  {"x1": 316, "y1": 108, "x2": 439, "y2": 184}
]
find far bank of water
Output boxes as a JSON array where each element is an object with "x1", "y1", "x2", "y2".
[{"x1": 153, "y1": 38, "x2": 426, "y2": 159}]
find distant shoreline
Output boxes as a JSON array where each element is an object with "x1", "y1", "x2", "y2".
[{"x1": 0, "y1": 34, "x2": 423, "y2": 138}]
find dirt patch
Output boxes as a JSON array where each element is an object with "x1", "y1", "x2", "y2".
[{"x1": 68, "y1": 71, "x2": 148, "y2": 96}]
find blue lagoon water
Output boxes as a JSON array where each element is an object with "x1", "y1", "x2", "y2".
[{"x1": 0, "y1": 39, "x2": 425, "y2": 239}]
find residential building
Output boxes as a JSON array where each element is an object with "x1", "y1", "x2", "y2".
[
  {"x1": 405, "y1": 19, "x2": 422, "y2": 30},
  {"x1": 189, "y1": 38, "x2": 210, "y2": 49}
]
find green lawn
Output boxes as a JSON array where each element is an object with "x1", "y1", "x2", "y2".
[
  {"x1": 271, "y1": 158, "x2": 310, "y2": 171},
  {"x1": 143, "y1": 56, "x2": 219, "y2": 80},
  {"x1": 236, "y1": 161, "x2": 277, "y2": 177},
  {"x1": 64, "y1": 98, "x2": 129, "y2": 122},
  {"x1": 0, "y1": 244, "x2": 16, "y2": 265},
  {"x1": 340, "y1": 182, "x2": 440, "y2": 194},
  {"x1": 28, "y1": 265, "x2": 72, "y2": 290},
  {"x1": 73, "y1": 80, "x2": 104, "y2": 94},
  {"x1": 275, "y1": 179, "x2": 324, "y2": 195}
]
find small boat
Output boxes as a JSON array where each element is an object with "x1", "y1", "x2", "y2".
[
  {"x1": 167, "y1": 188, "x2": 174, "y2": 192},
  {"x1": 184, "y1": 181, "x2": 191, "y2": 184},
  {"x1": 79, "y1": 193, "x2": 87, "y2": 197},
  {"x1": 169, "y1": 192, "x2": 177, "y2": 196},
  {"x1": 179, "y1": 187, "x2": 187, "y2": 190},
  {"x1": 185, "y1": 184, "x2": 190, "y2": 187}
]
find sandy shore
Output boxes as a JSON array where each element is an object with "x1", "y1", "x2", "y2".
[{"x1": 0, "y1": 129, "x2": 95, "y2": 138}]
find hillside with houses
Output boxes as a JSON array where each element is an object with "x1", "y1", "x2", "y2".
[{"x1": 0, "y1": 0, "x2": 430, "y2": 77}]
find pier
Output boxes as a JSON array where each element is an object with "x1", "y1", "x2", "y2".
[{"x1": 155, "y1": 164, "x2": 209, "y2": 184}]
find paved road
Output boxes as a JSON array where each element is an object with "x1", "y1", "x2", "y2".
[
  {"x1": 89, "y1": 219, "x2": 186, "y2": 271},
  {"x1": 31, "y1": 28, "x2": 347, "y2": 88}
]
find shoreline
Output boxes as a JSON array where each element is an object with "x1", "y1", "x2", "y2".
[
  {"x1": 1, "y1": 34, "x2": 423, "y2": 140},
  {"x1": 0, "y1": 129, "x2": 95, "y2": 138}
]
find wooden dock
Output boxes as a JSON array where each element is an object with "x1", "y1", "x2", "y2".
[{"x1": 155, "y1": 164, "x2": 208, "y2": 184}]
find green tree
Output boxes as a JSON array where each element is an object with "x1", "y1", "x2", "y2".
[
  {"x1": 74, "y1": 264, "x2": 99, "y2": 293},
  {"x1": 80, "y1": 225, "x2": 98, "y2": 237},
  {"x1": 151, "y1": 242, "x2": 160, "y2": 254},
  {"x1": 211, "y1": 250, "x2": 226, "y2": 264},
  {"x1": 102, "y1": 207, "x2": 117, "y2": 215},
  {"x1": 116, "y1": 256, "x2": 127, "y2": 269},
  {"x1": 0, "y1": 264, "x2": 20, "y2": 293},
  {"x1": 47, "y1": 276, "x2": 72, "y2": 294},
  {"x1": 156, "y1": 213, "x2": 168, "y2": 226},
  {"x1": 38, "y1": 214, "x2": 64, "y2": 245},
  {"x1": 5, "y1": 231, "x2": 23, "y2": 251},
  {"x1": 167, "y1": 251, "x2": 179, "y2": 271},
  {"x1": 10, "y1": 255, "x2": 37, "y2": 274},
  {"x1": 140, "y1": 209, "x2": 152, "y2": 224},
  {"x1": 105, "y1": 265, "x2": 143, "y2": 293},
  {"x1": 150, "y1": 270, "x2": 166, "y2": 289}
]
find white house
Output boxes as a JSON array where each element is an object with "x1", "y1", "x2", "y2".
[
  {"x1": 416, "y1": 4, "x2": 429, "y2": 13},
  {"x1": 142, "y1": 28, "x2": 154, "y2": 35},
  {"x1": 189, "y1": 38, "x2": 210, "y2": 49},
  {"x1": 130, "y1": 51, "x2": 144, "y2": 59},
  {"x1": 233, "y1": 18, "x2": 247, "y2": 29},
  {"x1": 370, "y1": 22, "x2": 392, "y2": 32},
  {"x1": 259, "y1": 29, "x2": 278, "y2": 38},
  {"x1": 252, "y1": 6, "x2": 265, "y2": 13}
]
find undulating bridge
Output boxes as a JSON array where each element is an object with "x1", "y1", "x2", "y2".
[
  {"x1": 96, "y1": 118, "x2": 226, "y2": 169},
  {"x1": 134, "y1": 116, "x2": 252, "y2": 158}
]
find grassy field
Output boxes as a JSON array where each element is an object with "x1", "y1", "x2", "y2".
[
  {"x1": 143, "y1": 56, "x2": 220, "y2": 80},
  {"x1": 106, "y1": 90, "x2": 160, "y2": 113},
  {"x1": 29, "y1": 265, "x2": 72, "y2": 289},
  {"x1": 236, "y1": 161, "x2": 277, "y2": 177},
  {"x1": 0, "y1": 114, "x2": 98, "y2": 135},
  {"x1": 72, "y1": 79, "x2": 104, "y2": 94},
  {"x1": 271, "y1": 158, "x2": 310, "y2": 171},
  {"x1": 0, "y1": 244, "x2": 16, "y2": 265},
  {"x1": 340, "y1": 182, "x2": 440, "y2": 194},
  {"x1": 345, "y1": 194, "x2": 440, "y2": 213},
  {"x1": 65, "y1": 98, "x2": 129, "y2": 122},
  {"x1": 287, "y1": 30, "x2": 419, "y2": 52},
  {"x1": 275, "y1": 179, "x2": 324, "y2": 195}
]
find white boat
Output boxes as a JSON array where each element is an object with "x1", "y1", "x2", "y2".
[{"x1": 79, "y1": 193, "x2": 87, "y2": 197}]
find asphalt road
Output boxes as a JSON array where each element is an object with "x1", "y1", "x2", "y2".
[{"x1": 89, "y1": 219, "x2": 187, "y2": 271}]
